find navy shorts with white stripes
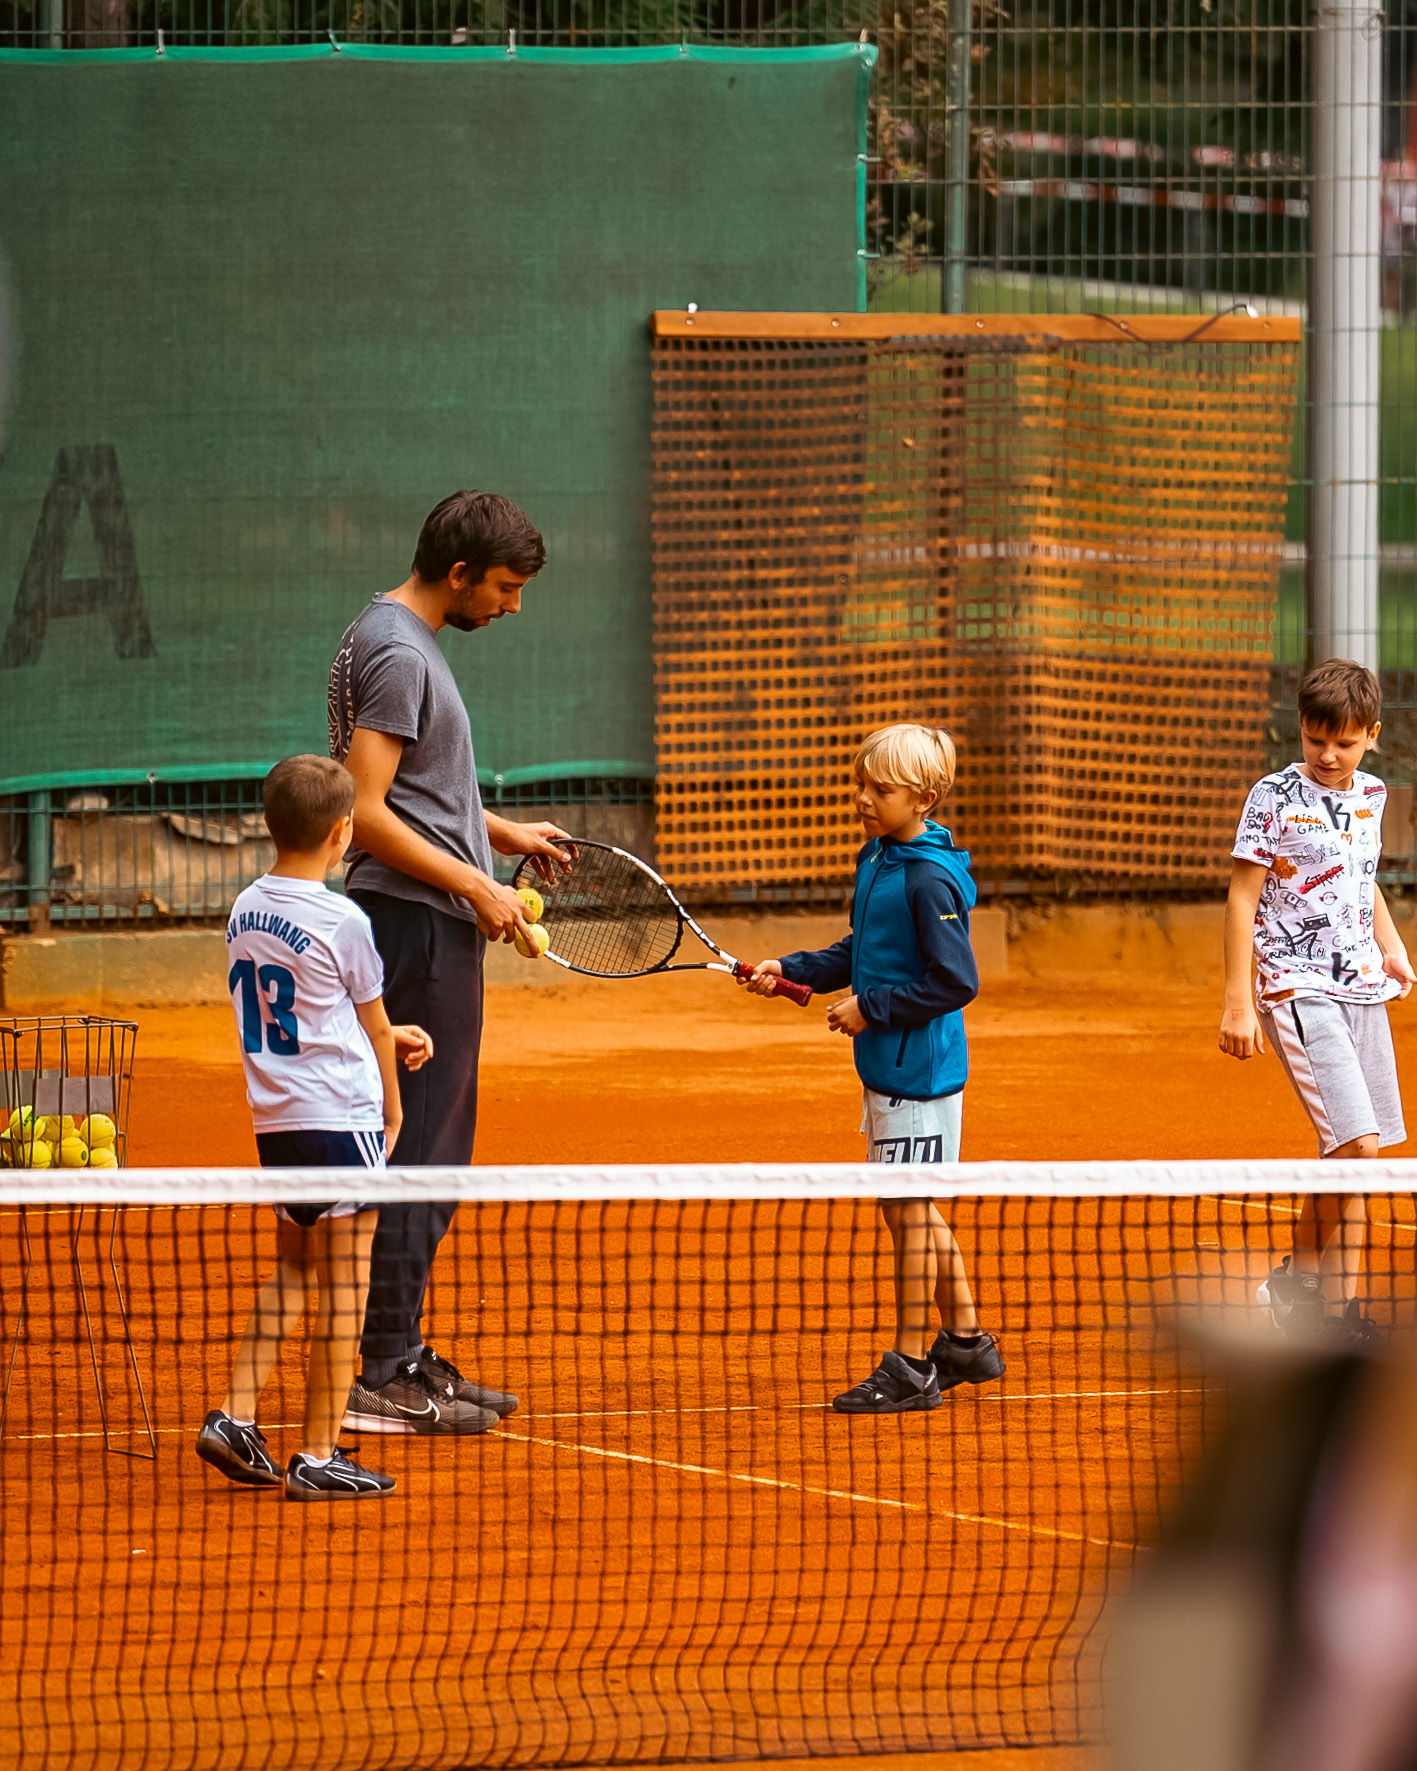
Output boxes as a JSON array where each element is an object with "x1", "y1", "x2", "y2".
[{"x1": 254, "y1": 1128, "x2": 386, "y2": 1228}]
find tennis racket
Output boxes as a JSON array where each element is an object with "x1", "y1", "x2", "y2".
[{"x1": 511, "y1": 841, "x2": 814, "y2": 1006}]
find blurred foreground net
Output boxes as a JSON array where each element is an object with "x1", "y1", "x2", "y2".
[
  {"x1": 651, "y1": 314, "x2": 1301, "y2": 899},
  {"x1": 1, "y1": 1158, "x2": 1410, "y2": 1770}
]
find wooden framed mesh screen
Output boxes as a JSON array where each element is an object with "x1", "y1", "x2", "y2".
[{"x1": 650, "y1": 313, "x2": 1301, "y2": 897}]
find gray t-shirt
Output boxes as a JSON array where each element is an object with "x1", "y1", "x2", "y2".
[{"x1": 328, "y1": 595, "x2": 495, "y2": 922}]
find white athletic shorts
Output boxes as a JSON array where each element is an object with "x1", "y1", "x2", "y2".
[
  {"x1": 1260, "y1": 996, "x2": 1406, "y2": 1156},
  {"x1": 861, "y1": 1087, "x2": 963, "y2": 1165}
]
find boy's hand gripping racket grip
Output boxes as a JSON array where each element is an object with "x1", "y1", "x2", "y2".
[{"x1": 731, "y1": 962, "x2": 813, "y2": 1007}]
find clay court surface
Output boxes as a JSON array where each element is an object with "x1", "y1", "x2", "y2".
[
  {"x1": 2, "y1": 970, "x2": 1414, "y2": 1771},
  {"x1": 107, "y1": 969, "x2": 1417, "y2": 1169}
]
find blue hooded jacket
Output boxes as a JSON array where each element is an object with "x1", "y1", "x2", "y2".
[{"x1": 777, "y1": 822, "x2": 978, "y2": 1101}]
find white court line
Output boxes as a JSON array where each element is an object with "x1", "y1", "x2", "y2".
[
  {"x1": 1217, "y1": 1196, "x2": 1417, "y2": 1234},
  {"x1": 531, "y1": 1403, "x2": 827, "y2": 1420},
  {"x1": 986, "y1": 1387, "x2": 1203, "y2": 1403},
  {"x1": 2, "y1": 1390, "x2": 1200, "y2": 1443},
  {"x1": 525, "y1": 1387, "x2": 1197, "y2": 1421},
  {"x1": 492, "y1": 1426, "x2": 1137, "y2": 1553},
  {"x1": 0, "y1": 1420, "x2": 303, "y2": 1445}
]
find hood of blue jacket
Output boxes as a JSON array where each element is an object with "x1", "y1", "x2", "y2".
[{"x1": 871, "y1": 822, "x2": 977, "y2": 908}]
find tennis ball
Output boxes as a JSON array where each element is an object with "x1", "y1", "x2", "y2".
[
  {"x1": 79, "y1": 1114, "x2": 117, "y2": 1148},
  {"x1": 0, "y1": 1133, "x2": 11, "y2": 1168},
  {"x1": 36, "y1": 1115, "x2": 73, "y2": 1143},
  {"x1": 22, "y1": 1138, "x2": 52, "y2": 1170},
  {"x1": 87, "y1": 1146, "x2": 119, "y2": 1169},
  {"x1": 514, "y1": 922, "x2": 550, "y2": 959},
  {"x1": 58, "y1": 1137, "x2": 90, "y2": 1169},
  {"x1": 8, "y1": 1107, "x2": 33, "y2": 1139},
  {"x1": 515, "y1": 886, "x2": 544, "y2": 924}
]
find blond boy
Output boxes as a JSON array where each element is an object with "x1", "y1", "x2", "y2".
[{"x1": 745, "y1": 724, "x2": 1004, "y2": 1412}]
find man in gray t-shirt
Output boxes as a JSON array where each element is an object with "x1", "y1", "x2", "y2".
[
  {"x1": 329, "y1": 593, "x2": 498, "y2": 909},
  {"x1": 327, "y1": 489, "x2": 572, "y2": 1436}
]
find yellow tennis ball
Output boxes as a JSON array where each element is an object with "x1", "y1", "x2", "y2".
[
  {"x1": 9, "y1": 1107, "x2": 34, "y2": 1139},
  {"x1": 22, "y1": 1138, "x2": 52, "y2": 1170},
  {"x1": 58, "y1": 1137, "x2": 90, "y2": 1168},
  {"x1": 0, "y1": 1133, "x2": 12, "y2": 1169},
  {"x1": 515, "y1": 886, "x2": 544, "y2": 924},
  {"x1": 79, "y1": 1114, "x2": 116, "y2": 1148},
  {"x1": 36, "y1": 1115, "x2": 73, "y2": 1142},
  {"x1": 87, "y1": 1145, "x2": 119, "y2": 1169},
  {"x1": 514, "y1": 922, "x2": 550, "y2": 959}
]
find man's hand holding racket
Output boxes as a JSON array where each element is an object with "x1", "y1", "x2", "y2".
[{"x1": 487, "y1": 813, "x2": 579, "y2": 885}]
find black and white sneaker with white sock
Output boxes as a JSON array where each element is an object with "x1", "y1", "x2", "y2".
[
  {"x1": 196, "y1": 1410, "x2": 283, "y2": 1486},
  {"x1": 285, "y1": 1446, "x2": 395, "y2": 1501}
]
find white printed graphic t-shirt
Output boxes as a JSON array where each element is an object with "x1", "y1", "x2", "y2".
[
  {"x1": 1232, "y1": 763, "x2": 1398, "y2": 1008},
  {"x1": 225, "y1": 875, "x2": 386, "y2": 1133}
]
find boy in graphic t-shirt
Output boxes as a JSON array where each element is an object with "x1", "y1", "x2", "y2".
[{"x1": 1221, "y1": 658, "x2": 1415, "y2": 1341}]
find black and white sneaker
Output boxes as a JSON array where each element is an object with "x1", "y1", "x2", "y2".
[
  {"x1": 196, "y1": 1410, "x2": 283, "y2": 1487},
  {"x1": 419, "y1": 1345, "x2": 519, "y2": 1418},
  {"x1": 832, "y1": 1350, "x2": 942, "y2": 1415},
  {"x1": 342, "y1": 1361, "x2": 497, "y2": 1435},
  {"x1": 285, "y1": 1446, "x2": 395, "y2": 1502},
  {"x1": 928, "y1": 1329, "x2": 1006, "y2": 1392},
  {"x1": 1257, "y1": 1255, "x2": 1324, "y2": 1333}
]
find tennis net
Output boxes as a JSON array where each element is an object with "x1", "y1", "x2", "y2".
[{"x1": 2, "y1": 1160, "x2": 1412, "y2": 1771}]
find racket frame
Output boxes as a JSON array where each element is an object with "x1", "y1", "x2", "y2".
[{"x1": 512, "y1": 842, "x2": 814, "y2": 1003}]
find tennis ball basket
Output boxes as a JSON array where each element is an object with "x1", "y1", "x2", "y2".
[
  {"x1": 0, "y1": 1014, "x2": 137, "y2": 1169},
  {"x1": 0, "y1": 1015, "x2": 152, "y2": 1456}
]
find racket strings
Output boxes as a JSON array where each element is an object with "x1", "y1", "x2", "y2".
[{"x1": 536, "y1": 848, "x2": 681, "y2": 976}]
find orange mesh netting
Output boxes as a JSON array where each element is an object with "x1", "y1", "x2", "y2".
[{"x1": 650, "y1": 315, "x2": 1300, "y2": 898}]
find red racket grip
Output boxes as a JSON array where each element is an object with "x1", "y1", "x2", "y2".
[{"x1": 731, "y1": 961, "x2": 813, "y2": 1007}]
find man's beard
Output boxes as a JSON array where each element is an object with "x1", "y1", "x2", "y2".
[{"x1": 444, "y1": 608, "x2": 482, "y2": 632}]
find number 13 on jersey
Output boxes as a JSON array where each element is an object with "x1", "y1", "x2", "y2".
[{"x1": 229, "y1": 959, "x2": 301, "y2": 1056}]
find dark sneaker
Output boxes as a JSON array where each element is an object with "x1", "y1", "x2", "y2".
[
  {"x1": 1321, "y1": 1297, "x2": 1383, "y2": 1351},
  {"x1": 342, "y1": 1362, "x2": 497, "y2": 1435},
  {"x1": 1258, "y1": 1255, "x2": 1324, "y2": 1333},
  {"x1": 285, "y1": 1446, "x2": 395, "y2": 1502},
  {"x1": 419, "y1": 1345, "x2": 518, "y2": 1418},
  {"x1": 928, "y1": 1329, "x2": 1006, "y2": 1392},
  {"x1": 196, "y1": 1410, "x2": 283, "y2": 1487},
  {"x1": 832, "y1": 1350, "x2": 942, "y2": 1415}
]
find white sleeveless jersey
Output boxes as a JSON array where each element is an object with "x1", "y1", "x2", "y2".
[{"x1": 225, "y1": 875, "x2": 385, "y2": 1133}]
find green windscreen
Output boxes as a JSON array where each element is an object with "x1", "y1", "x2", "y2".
[{"x1": 0, "y1": 45, "x2": 871, "y2": 795}]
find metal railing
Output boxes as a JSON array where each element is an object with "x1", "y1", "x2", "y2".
[{"x1": 0, "y1": 776, "x2": 657, "y2": 929}]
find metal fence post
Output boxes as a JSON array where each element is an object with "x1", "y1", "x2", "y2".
[
  {"x1": 26, "y1": 790, "x2": 51, "y2": 934},
  {"x1": 1309, "y1": 0, "x2": 1383, "y2": 669},
  {"x1": 941, "y1": 0, "x2": 972, "y2": 315}
]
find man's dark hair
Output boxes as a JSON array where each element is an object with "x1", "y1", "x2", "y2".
[
  {"x1": 263, "y1": 755, "x2": 355, "y2": 853},
  {"x1": 411, "y1": 490, "x2": 546, "y2": 584},
  {"x1": 1297, "y1": 658, "x2": 1382, "y2": 735}
]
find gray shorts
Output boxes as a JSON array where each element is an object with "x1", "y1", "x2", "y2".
[
  {"x1": 1260, "y1": 996, "x2": 1406, "y2": 1155},
  {"x1": 861, "y1": 1087, "x2": 963, "y2": 1164}
]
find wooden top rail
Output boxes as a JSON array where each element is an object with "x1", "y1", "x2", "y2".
[{"x1": 649, "y1": 310, "x2": 1302, "y2": 343}]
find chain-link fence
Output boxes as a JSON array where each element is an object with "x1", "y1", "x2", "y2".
[{"x1": 1, "y1": 3, "x2": 1410, "y2": 917}]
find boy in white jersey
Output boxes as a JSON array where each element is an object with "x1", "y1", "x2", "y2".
[
  {"x1": 196, "y1": 755, "x2": 437, "y2": 1500},
  {"x1": 1220, "y1": 659, "x2": 1414, "y2": 1342}
]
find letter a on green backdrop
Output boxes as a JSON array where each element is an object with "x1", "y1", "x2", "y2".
[{"x1": 0, "y1": 45, "x2": 872, "y2": 794}]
